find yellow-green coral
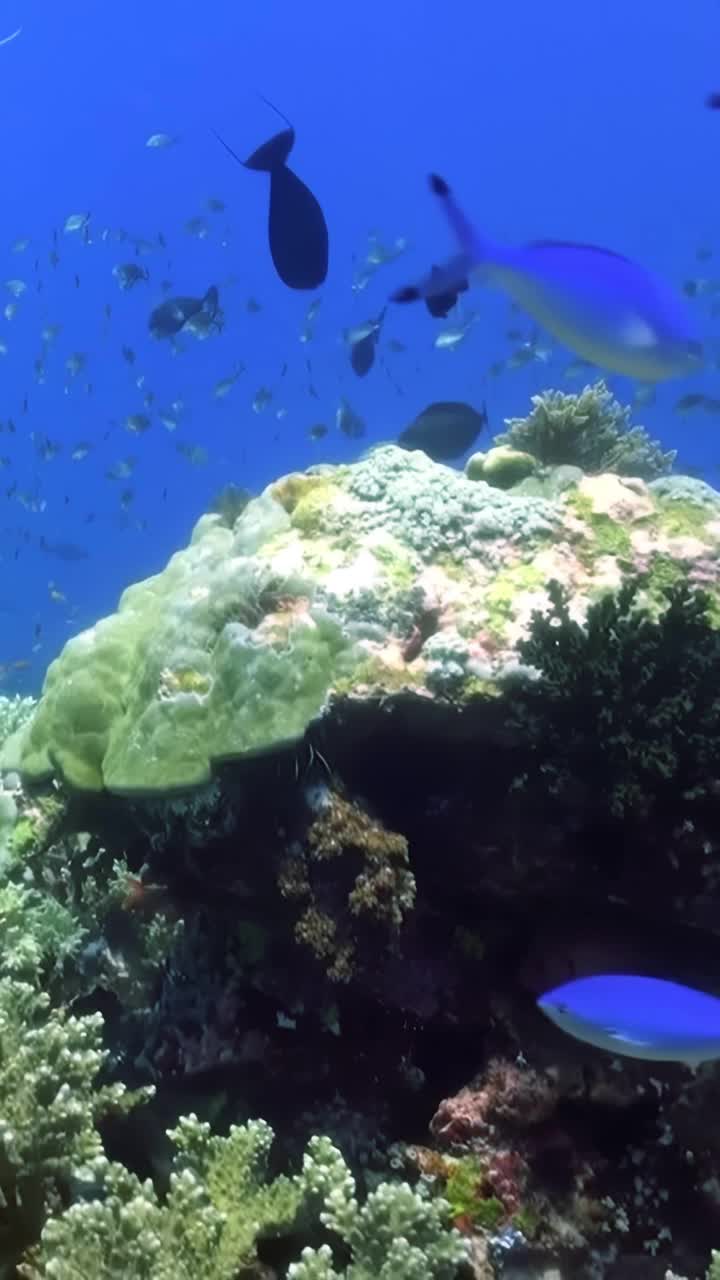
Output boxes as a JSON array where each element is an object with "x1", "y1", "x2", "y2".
[
  {"x1": 289, "y1": 1134, "x2": 468, "y2": 1280},
  {"x1": 483, "y1": 561, "x2": 547, "y2": 638},
  {"x1": 565, "y1": 491, "x2": 634, "y2": 562},
  {"x1": 443, "y1": 1156, "x2": 504, "y2": 1230},
  {"x1": 22, "y1": 1116, "x2": 301, "y2": 1280},
  {"x1": 283, "y1": 793, "x2": 416, "y2": 981},
  {"x1": 0, "y1": 976, "x2": 149, "y2": 1271},
  {"x1": 23, "y1": 1123, "x2": 468, "y2": 1280}
]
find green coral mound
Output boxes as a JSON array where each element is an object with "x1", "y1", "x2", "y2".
[
  {"x1": 19, "y1": 505, "x2": 360, "y2": 794},
  {"x1": 515, "y1": 577, "x2": 720, "y2": 819},
  {"x1": 494, "y1": 380, "x2": 675, "y2": 479},
  {"x1": 15, "y1": 446, "x2": 562, "y2": 795}
]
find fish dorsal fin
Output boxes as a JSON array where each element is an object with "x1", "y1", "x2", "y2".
[{"x1": 525, "y1": 239, "x2": 633, "y2": 263}]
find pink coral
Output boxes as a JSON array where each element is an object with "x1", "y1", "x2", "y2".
[{"x1": 430, "y1": 1058, "x2": 555, "y2": 1145}]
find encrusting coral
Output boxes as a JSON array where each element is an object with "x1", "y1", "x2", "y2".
[{"x1": 494, "y1": 380, "x2": 676, "y2": 478}]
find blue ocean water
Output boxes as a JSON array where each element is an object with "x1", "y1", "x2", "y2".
[{"x1": 0, "y1": 0, "x2": 718, "y2": 693}]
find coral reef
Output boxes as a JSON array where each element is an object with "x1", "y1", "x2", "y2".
[
  {"x1": 494, "y1": 380, "x2": 676, "y2": 478},
  {"x1": 14, "y1": 434, "x2": 720, "y2": 795},
  {"x1": 7, "y1": 386, "x2": 720, "y2": 1280}
]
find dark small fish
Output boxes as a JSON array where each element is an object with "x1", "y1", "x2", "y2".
[
  {"x1": 308, "y1": 422, "x2": 328, "y2": 440},
  {"x1": 149, "y1": 286, "x2": 219, "y2": 339},
  {"x1": 706, "y1": 92, "x2": 720, "y2": 109},
  {"x1": 398, "y1": 400, "x2": 488, "y2": 462},
  {"x1": 674, "y1": 392, "x2": 707, "y2": 413},
  {"x1": 39, "y1": 536, "x2": 89, "y2": 561},
  {"x1": 348, "y1": 308, "x2": 386, "y2": 377},
  {"x1": 212, "y1": 97, "x2": 328, "y2": 290},
  {"x1": 113, "y1": 262, "x2": 149, "y2": 291},
  {"x1": 336, "y1": 398, "x2": 366, "y2": 438},
  {"x1": 422, "y1": 264, "x2": 469, "y2": 319}
]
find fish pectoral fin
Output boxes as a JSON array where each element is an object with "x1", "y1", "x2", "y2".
[
  {"x1": 606, "y1": 1028, "x2": 652, "y2": 1046},
  {"x1": 618, "y1": 315, "x2": 658, "y2": 349},
  {"x1": 391, "y1": 254, "x2": 475, "y2": 305}
]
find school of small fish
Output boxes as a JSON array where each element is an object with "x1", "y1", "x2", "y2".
[{"x1": 0, "y1": 98, "x2": 717, "y2": 693}]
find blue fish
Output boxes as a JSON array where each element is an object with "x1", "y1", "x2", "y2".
[
  {"x1": 392, "y1": 175, "x2": 702, "y2": 382},
  {"x1": 538, "y1": 975, "x2": 720, "y2": 1065}
]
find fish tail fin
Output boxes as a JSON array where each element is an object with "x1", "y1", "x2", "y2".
[
  {"x1": 390, "y1": 253, "x2": 474, "y2": 306},
  {"x1": 244, "y1": 128, "x2": 295, "y2": 171},
  {"x1": 203, "y1": 285, "x2": 219, "y2": 315}
]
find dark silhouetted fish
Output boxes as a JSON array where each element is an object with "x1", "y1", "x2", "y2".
[
  {"x1": 347, "y1": 308, "x2": 386, "y2": 377},
  {"x1": 423, "y1": 264, "x2": 469, "y2": 319},
  {"x1": 212, "y1": 100, "x2": 328, "y2": 290},
  {"x1": 397, "y1": 400, "x2": 488, "y2": 462},
  {"x1": 149, "y1": 286, "x2": 219, "y2": 339},
  {"x1": 38, "y1": 536, "x2": 89, "y2": 561}
]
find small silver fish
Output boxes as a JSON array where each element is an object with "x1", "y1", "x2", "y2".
[
  {"x1": 145, "y1": 132, "x2": 179, "y2": 149},
  {"x1": 64, "y1": 212, "x2": 90, "y2": 234},
  {"x1": 252, "y1": 387, "x2": 273, "y2": 413}
]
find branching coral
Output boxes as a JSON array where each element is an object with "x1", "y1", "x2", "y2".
[
  {"x1": 494, "y1": 381, "x2": 675, "y2": 478},
  {"x1": 289, "y1": 1134, "x2": 469, "y2": 1279},
  {"x1": 0, "y1": 976, "x2": 148, "y2": 1270},
  {"x1": 21, "y1": 1115, "x2": 303, "y2": 1280},
  {"x1": 279, "y1": 790, "x2": 416, "y2": 981},
  {"x1": 513, "y1": 577, "x2": 720, "y2": 819},
  {"x1": 22, "y1": 1122, "x2": 468, "y2": 1280}
]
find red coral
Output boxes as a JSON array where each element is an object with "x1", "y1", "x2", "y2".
[
  {"x1": 430, "y1": 1057, "x2": 555, "y2": 1145},
  {"x1": 486, "y1": 1148, "x2": 528, "y2": 1214}
]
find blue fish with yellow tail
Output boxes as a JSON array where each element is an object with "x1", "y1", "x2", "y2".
[
  {"x1": 538, "y1": 975, "x2": 720, "y2": 1066},
  {"x1": 392, "y1": 174, "x2": 702, "y2": 383}
]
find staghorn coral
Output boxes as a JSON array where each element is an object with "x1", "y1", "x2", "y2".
[
  {"x1": 513, "y1": 576, "x2": 720, "y2": 820},
  {"x1": 0, "y1": 976, "x2": 149, "y2": 1271},
  {"x1": 494, "y1": 380, "x2": 675, "y2": 478},
  {"x1": 20, "y1": 1114, "x2": 303, "y2": 1280},
  {"x1": 22, "y1": 1122, "x2": 468, "y2": 1280},
  {"x1": 289, "y1": 1134, "x2": 469, "y2": 1280}
]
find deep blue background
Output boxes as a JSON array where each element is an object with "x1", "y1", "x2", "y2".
[{"x1": 0, "y1": 0, "x2": 718, "y2": 691}]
